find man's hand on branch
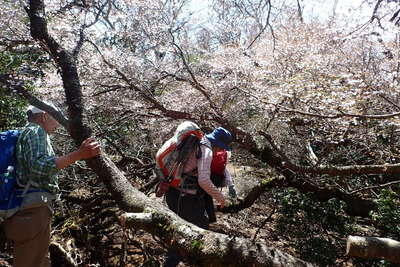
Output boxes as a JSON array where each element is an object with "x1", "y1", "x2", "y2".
[{"x1": 78, "y1": 137, "x2": 101, "y2": 159}]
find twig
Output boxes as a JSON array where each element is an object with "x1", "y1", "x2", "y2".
[
  {"x1": 252, "y1": 203, "x2": 276, "y2": 241},
  {"x1": 349, "y1": 180, "x2": 400, "y2": 195},
  {"x1": 0, "y1": 74, "x2": 70, "y2": 128},
  {"x1": 247, "y1": 0, "x2": 272, "y2": 49},
  {"x1": 379, "y1": 94, "x2": 400, "y2": 111},
  {"x1": 170, "y1": 33, "x2": 218, "y2": 111}
]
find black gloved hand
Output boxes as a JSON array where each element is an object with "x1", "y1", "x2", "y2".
[{"x1": 229, "y1": 185, "x2": 237, "y2": 198}]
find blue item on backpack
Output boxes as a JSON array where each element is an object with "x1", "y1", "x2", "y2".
[
  {"x1": 0, "y1": 130, "x2": 20, "y2": 174},
  {"x1": 0, "y1": 130, "x2": 22, "y2": 219}
]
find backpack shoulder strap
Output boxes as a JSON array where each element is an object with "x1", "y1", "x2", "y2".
[
  {"x1": 200, "y1": 138, "x2": 211, "y2": 148},
  {"x1": 15, "y1": 126, "x2": 41, "y2": 189}
]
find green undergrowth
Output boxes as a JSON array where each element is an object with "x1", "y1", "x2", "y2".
[
  {"x1": 275, "y1": 187, "x2": 400, "y2": 266},
  {"x1": 275, "y1": 188, "x2": 354, "y2": 266}
]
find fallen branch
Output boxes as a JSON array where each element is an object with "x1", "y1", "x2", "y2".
[
  {"x1": 49, "y1": 242, "x2": 78, "y2": 267},
  {"x1": 261, "y1": 129, "x2": 400, "y2": 176},
  {"x1": 220, "y1": 176, "x2": 285, "y2": 213},
  {"x1": 346, "y1": 235, "x2": 400, "y2": 264},
  {"x1": 260, "y1": 135, "x2": 376, "y2": 217},
  {"x1": 283, "y1": 161, "x2": 400, "y2": 176}
]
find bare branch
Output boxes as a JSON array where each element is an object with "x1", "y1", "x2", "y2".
[
  {"x1": 28, "y1": 0, "x2": 90, "y2": 142},
  {"x1": 389, "y1": 9, "x2": 400, "y2": 24},
  {"x1": 0, "y1": 74, "x2": 70, "y2": 129},
  {"x1": 72, "y1": 28, "x2": 85, "y2": 59},
  {"x1": 379, "y1": 93, "x2": 400, "y2": 110},
  {"x1": 235, "y1": 90, "x2": 400, "y2": 119},
  {"x1": 283, "y1": 161, "x2": 400, "y2": 177},
  {"x1": 170, "y1": 34, "x2": 219, "y2": 111},
  {"x1": 73, "y1": 1, "x2": 113, "y2": 58},
  {"x1": 259, "y1": 130, "x2": 291, "y2": 164},
  {"x1": 87, "y1": 40, "x2": 215, "y2": 123},
  {"x1": 55, "y1": 0, "x2": 86, "y2": 15},
  {"x1": 247, "y1": 0, "x2": 272, "y2": 49},
  {"x1": 280, "y1": 107, "x2": 400, "y2": 120},
  {"x1": 84, "y1": 0, "x2": 111, "y2": 28},
  {"x1": 349, "y1": 180, "x2": 400, "y2": 195},
  {"x1": 221, "y1": 176, "x2": 285, "y2": 213},
  {"x1": 371, "y1": 0, "x2": 384, "y2": 22}
]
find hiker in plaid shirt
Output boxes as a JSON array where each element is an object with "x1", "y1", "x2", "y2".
[{"x1": 3, "y1": 103, "x2": 101, "y2": 267}]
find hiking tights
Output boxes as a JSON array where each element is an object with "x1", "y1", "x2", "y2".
[
  {"x1": 4, "y1": 206, "x2": 51, "y2": 267},
  {"x1": 165, "y1": 187, "x2": 208, "y2": 267},
  {"x1": 165, "y1": 187, "x2": 208, "y2": 229}
]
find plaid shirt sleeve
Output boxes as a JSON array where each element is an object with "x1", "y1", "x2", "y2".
[{"x1": 18, "y1": 124, "x2": 58, "y2": 184}]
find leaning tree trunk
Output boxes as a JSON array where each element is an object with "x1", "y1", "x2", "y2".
[
  {"x1": 24, "y1": 0, "x2": 314, "y2": 266},
  {"x1": 346, "y1": 236, "x2": 400, "y2": 264}
]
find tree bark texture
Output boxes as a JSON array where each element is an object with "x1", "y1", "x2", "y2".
[
  {"x1": 346, "y1": 235, "x2": 400, "y2": 263},
  {"x1": 28, "y1": 0, "x2": 90, "y2": 142},
  {"x1": 122, "y1": 211, "x2": 314, "y2": 267}
]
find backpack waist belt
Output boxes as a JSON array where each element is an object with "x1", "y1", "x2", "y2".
[
  {"x1": 176, "y1": 188, "x2": 197, "y2": 195},
  {"x1": 179, "y1": 173, "x2": 198, "y2": 192}
]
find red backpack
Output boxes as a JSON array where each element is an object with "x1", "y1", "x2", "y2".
[
  {"x1": 210, "y1": 150, "x2": 228, "y2": 187},
  {"x1": 211, "y1": 151, "x2": 227, "y2": 174}
]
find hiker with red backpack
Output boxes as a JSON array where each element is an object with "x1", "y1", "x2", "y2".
[
  {"x1": 2, "y1": 103, "x2": 101, "y2": 267},
  {"x1": 205, "y1": 144, "x2": 237, "y2": 223},
  {"x1": 158, "y1": 123, "x2": 237, "y2": 267}
]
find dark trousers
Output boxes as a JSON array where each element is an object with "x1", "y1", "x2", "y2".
[
  {"x1": 204, "y1": 193, "x2": 216, "y2": 223},
  {"x1": 165, "y1": 187, "x2": 208, "y2": 229},
  {"x1": 164, "y1": 187, "x2": 209, "y2": 267}
]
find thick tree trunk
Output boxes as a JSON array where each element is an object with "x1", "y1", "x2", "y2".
[
  {"x1": 346, "y1": 236, "x2": 400, "y2": 263},
  {"x1": 122, "y1": 211, "x2": 313, "y2": 267}
]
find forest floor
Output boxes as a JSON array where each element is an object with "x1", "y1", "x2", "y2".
[
  {"x1": 0, "y1": 163, "x2": 377, "y2": 266},
  {"x1": 115, "y1": 164, "x2": 359, "y2": 267}
]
